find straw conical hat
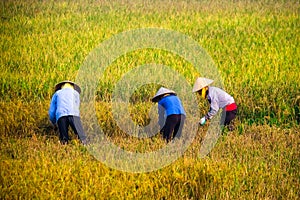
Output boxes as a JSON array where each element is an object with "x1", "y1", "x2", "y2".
[
  {"x1": 192, "y1": 77, "x2": 214, "y2": 93},
  {"x1": 54, "y1": 80, "x2": 81, "y2": 94},
  {"x1": 152, "y1": 87, "x2": 176, "y2": 102}
]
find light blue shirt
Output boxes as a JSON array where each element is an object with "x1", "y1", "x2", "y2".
[{"x1": 48, "y1": 88, "x2": 81, "y2": 124}]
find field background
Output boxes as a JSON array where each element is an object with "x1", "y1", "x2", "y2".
[{"x1": 1, "y1": 0, "x2": 299, "y2": 199}]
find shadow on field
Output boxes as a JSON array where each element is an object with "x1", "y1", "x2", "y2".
[{"x1": 36, "y1": 117, "x2": 58, "y2": 139}]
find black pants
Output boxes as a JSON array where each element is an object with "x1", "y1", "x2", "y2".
[
  {"x1": 222, "y1": 109, "x2": 237, "y2": 127},
  {"x1": 57, "y1": 115, "x2": 86, "y2": 144},
  {"x1": 162, "y1": 114, "x2": 185, "y2": 142}
]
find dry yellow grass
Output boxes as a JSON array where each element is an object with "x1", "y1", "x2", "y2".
[{"x1": 1, "y1": 0, "x2": 299, "y2": 199}]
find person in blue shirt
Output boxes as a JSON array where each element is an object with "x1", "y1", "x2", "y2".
[
  {"x1": 49, "y1": 81, "x2": 87, "y2": 144},
  {"x1": 152, "y1": 87, "x2": 186, "y2": 142}
]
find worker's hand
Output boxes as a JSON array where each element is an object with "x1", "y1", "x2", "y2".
[{"x1": 199, "y1": 117, "x2": 206, "y2": 126}]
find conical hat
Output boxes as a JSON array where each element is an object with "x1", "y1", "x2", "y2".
[
  {"x1": 192, "y1": 77, "x2": 214, "y2": 92},
  {"x1": 54, "y1": 80, "x2": 81, "y2": 94},
  {"x1": 151, "y1": 87, "x2": 176, "y2": 102}
]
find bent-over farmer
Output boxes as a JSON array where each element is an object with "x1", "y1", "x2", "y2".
[
  {"x1": 152, "y1": 87, "x2": 186, "y2": 142},
  {"x1": 49, "y1": 81, "x2": 87, "y2": 144},
  {"x1": 193, "y1": 77, "x2": 237, "y2": 130}
]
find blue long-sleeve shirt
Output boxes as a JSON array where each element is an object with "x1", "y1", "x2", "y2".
[
  {"x1": 158, "y1": 94, "x2": 186, "y2": 128},
  {"x1": 206, "y1": 86, "x2": 235, "y2": 119},
  {"x1": 48, "y1": 88, "x2": 81, "y2": 124}
]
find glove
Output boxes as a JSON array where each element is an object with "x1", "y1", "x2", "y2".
[{"x1": 199, "y1": 117, "x2": 206, "y2": 126}]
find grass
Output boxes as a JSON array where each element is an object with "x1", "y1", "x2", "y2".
[
  {"x1": 1, "y1": 0, "x2": 299, "y2": 199},
  {"x1": 1, "y1": 125, "x2": 299, "y2": 199}
]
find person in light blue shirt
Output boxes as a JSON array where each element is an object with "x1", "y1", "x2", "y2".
[
  {"x1": 49, "y1": 81, "x2": 86, "y2": 144},
  {"x1": 152, "y1": 87, "x2": 186, "y2": 142}
]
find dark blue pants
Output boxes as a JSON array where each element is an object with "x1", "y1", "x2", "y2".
[
  {"x1": 57, "y1": 115, "x2": 86, "y2": 144},
  {"x1": 223, "y1": 109, "x2": 237, "y2": 126},
  {"x1": 221, "y1": 109, "x2": 238, "y2": 131},
  {"x1": 162, "y1": 114, "x2": 185, "y2": 142}
]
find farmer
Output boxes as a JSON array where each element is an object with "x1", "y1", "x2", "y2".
[
  {"x1": 152, "y1": 87, "x2": 186, "y2": 142},
  {"x1": 49, "y1": 81, "x2": 87, "y2": 144},
  {"x1": 192, "y1": 77, "x2": 237, "y2": 130}
]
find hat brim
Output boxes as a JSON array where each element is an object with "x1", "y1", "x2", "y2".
[
  {"x1": 151, "y1": 92, "x2": 175, "y2": 102},
  {"x1": 55, "y1": 81, "x2": 81, "y2": 94},
  {"x1": 192, "y1": 79, "x2": 214, "y2": 93}
]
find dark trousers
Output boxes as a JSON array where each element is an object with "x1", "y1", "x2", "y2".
[
  {"x1": 57, "y1": 115, "x2": 86, "y2": 144},
  {"x1": 162, "y1": 114, "x2": 185, "y2": 142},
  {"x1": 222, "y1": 109, "x2": 237, "y2": 130}
]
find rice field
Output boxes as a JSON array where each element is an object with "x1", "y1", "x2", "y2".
[{"x1": 1, "y1": 0, "x2": 299, "y2": 199}]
